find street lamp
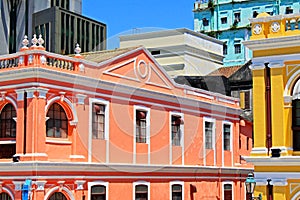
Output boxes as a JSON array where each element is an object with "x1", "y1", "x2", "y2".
[{"x1": 245, "y1": 172, "x2": 262, "y2": 200}]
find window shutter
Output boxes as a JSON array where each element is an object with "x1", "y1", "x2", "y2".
[{"x1": 240, "y1": 91, "x2": 245, "y2": 109}]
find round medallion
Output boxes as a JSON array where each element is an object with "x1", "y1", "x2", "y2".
[
  {"x1": 271, "y1": 21, "x2": 280, "y2": 33},
  {"x1": 253, "y1": 24, "x2": 262, "y2": 35},
  {"x1": 137, "y1": 60, "x2": 149, "y2": 79}
]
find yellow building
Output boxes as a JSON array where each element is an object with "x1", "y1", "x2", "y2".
[{"x1": 244, "y1": 13, "x2": 300, "y2": 200}]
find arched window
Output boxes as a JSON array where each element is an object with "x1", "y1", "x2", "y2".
[
  {"x1": 48, "y1": 192, "x2": 67, "y2": 200},
  {"x1": 46, "y1": 103, "x2": 68, "y2": 138},
  {"x1": 0, "y1": 103, "x2": 16, "y2": 138},
  {"x1": 0, "y1": 193, "x2": 12, "y2": 200},
  {"x1": 91, "y1": 185, "x2": 106, "y2": 200}
]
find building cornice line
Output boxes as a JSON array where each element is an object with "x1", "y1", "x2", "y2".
[{"x1": 0, "y1": 68, "x2": 241, "y2": 118}]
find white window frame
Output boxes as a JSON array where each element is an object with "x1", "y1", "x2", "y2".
[
  {"x1": 222, "y1": 121, "x2": 233, "y2": 151},
  {"x1": 134, "y1": 105, "x2": 150, "y2": 144},
  {"x1": 169, "y1": 112, "x2": 184, "y2": 165},
  {"x1": 88, "y1": 181, "x2": 109, "y2": 200},
  {"x1": 222, "y1": 121, "x2": 233, "y2": 167},
  {"x1": 170, "y1": 112, "x2": 184, "y2": 147},
  {"x1": 133, "y1": 181, "x2": 150, "y2": 200},
  {"x1": 222, "y1": 181, "x2": 234, "y2": 200},
  {"x1": 88, "y1": 98, "x2": 110, "y2": 163},
  {"x1": 89, "y1": 98, "x2": 110, "y2": 140},
  {"x1": 169, "y1": 181, "x2": 184, "y2": 200},
  {"x1": 203, "y1": 117, "x2": 216, "y2": 166}
]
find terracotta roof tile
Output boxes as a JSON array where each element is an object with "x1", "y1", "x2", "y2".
[
  {"x1": 208, "y1": 65, "x2": 242, "y2": 78},
  {"x1": 73, "y1": 46, "x2": 142, "y2": 63}
]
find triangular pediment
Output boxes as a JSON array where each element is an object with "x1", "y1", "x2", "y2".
[{"x1": 102, "y1": 48, "x2": 173, "y2": 90}]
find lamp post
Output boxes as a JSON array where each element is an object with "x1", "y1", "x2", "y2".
[{"x1": 245, "y1": 172, "x2": 262, "y2": 200}]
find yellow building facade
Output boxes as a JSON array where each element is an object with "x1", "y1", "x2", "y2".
[{"x1": 244, "y1": 13, "x2": 300, "y2": 200}]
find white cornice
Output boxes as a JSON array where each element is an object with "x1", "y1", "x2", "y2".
[
  {"x1": 249, "y1": 13, "x2": 300, "y2": 23},
  {"x1": 268, "y1": 61, "x2": 284, "y2": 68},
  {"x1": 0, "y1": 162, "x2": 252, "y2": 175},
  {"x1": 250, "y1": 62, "x2": 265, "y2": 70},
  {"x1": 243, "y1": 35, "x2": 300, "y2": 51},
  {"x1": 244, "y1": 156, "x2": 300, "y2": 166}
]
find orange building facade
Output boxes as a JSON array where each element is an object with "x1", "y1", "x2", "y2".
[{"x1": 0, "y1": 35, "x2": 252, "y2": 200}]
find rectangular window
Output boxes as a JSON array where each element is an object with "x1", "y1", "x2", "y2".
[
  {"x1": 91, "y1": 185, "x2": 106, "y2": 200},
  {"x1": 203, "y1": 18, "x2": 209, "y2": 26},
  {"x1": 286, "y1": 7, "x2": 293, "y2": 14},
  {"x1": 172, "y1": 184, "x2": 182, "y2": 200},
  {"x1": 171, "y1": 116, "x2": 183, "y2": 146},
  {"x1": 234, "y1": 43, "x2": 241, "y2": 54},
  {"x1": 151, "y1": 50, "x2": 160, "y2": 55},
  {"x1": 221, "y1": 17, "x2": 227, "y2": 24},
  {"x1": 253, "y1": 11, "x2": 259, "y2": 18},
  {"x1": 205, "y1": 121, "x2": 213, "y2": 149},
  {"x1": 223, "y1": 124, "x2": 231, "y2": 151},
  {"x1": 135, "y1": 185, "x2": 148, "y2": 200},
  {"x1": 240, "y1": 90, "x2": 251, "y2": 110},
  {"x1": 223, "y1": 42, "x2": 227, "y2": 55},
  {"x1": 234, "y1": 12, "x2": 241, "y2": 23},
  {"x1": 224, "y1": 184, "x2": 232, "y2": 200},
  {"x1": 92, "y1": 104, "x2": 106, "y2": 139},
  {"x1": 136, "y1": 110, "x2": 147, "y2": 143}
]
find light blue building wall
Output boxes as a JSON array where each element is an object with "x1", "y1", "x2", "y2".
[{"x1": 194, "y1": 0, "x2": 300, "y2": 66}]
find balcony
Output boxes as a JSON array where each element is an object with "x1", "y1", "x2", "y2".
[{"x1": 0, "y1": 35, "x2": 84, "y2": 74}]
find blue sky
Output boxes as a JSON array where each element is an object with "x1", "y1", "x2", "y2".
[{"x1": 82, "y1": 0, "x2": 195, "y2": 48}]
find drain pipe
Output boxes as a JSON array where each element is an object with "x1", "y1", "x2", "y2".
[
  {"x1": 266, "y1": 66, "x2": 272, "y2": 155},
  {"x1": 23, "y1": 92, "x2": 27, "y2": 154}
]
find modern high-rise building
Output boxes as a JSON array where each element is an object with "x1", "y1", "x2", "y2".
[
  {"x1": 0, "y1": 0, "x2": 106, "y2": 55},
  {"x1": 193, "y1": 0, "x2": 300, "y2": 66}
]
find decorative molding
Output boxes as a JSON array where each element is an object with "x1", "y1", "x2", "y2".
[
  {"x1": 69, "y1": 155, "x2": 85, "y2": 159},
  {"x1": 76, "y1": 94, "x2": 86, "y2": 105},
  {"x1": 185, "y1": 90, "x2": 214, "y2": 100},
  {"x1": 253, "y1": 24, "x2": 262, "y2": 35},
  {"x1": 0, "y1": 68, "x2": 241, "y2": 120},
  {"x1": 12, "y1": 181, "x2": 23, "y2": 191},
  {"x1": 290, "y1": 183, "x2": 300, "y2": 194},
  {"x1": 75, "y1": 180, "x2": 86, "y2": 190},
  {"x1": 25, "y1": 87, "x2": 36, "y2": 98},
  {"x1": 272, "y1": 179, "x2": 288, "y2": 186},
  {"x1": 284, "y1": 95, "x2": 293, "y2": 103},
  {"x1": 271, "y1": 21, "x2": 280, "y2": 33},
  {"x1": 243, "y1": 35, "x2": 300, "y2": 51},
  {"x1": 250, "y1": 147, "x2": 268, "y2": 154},
  {"x1": 249, "y1": 62, "x2": 265, "y2": 70},
  {"x1": 268, "y1": 61, "x2": 284, "y2": 68},
  {"x1": 35, "y1": 181, "x2": 47, "y2": 191},
  {"x1": 37, "y1": 88, "x2": 49, "y2": 99},
  {"x1": 15, "y1": 89, "x2": 24, "y2": 101}
]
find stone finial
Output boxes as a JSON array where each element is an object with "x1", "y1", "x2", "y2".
[
  {"x1": 38, "y1": 34, "x2": 44, "y2": 47},
  {"x1": 22, "y1": 35, "x2": 29, "y2": 48},
  {"x1": 74, "y1": 44, "x2": 81, "y2": 55},
  {"x1": 32, "y1": 34, "x2": 38, "y2": 46}
]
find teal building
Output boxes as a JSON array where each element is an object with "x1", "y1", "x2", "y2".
[{"x1": 193, "y1": 0, "x2": 300, "y2": 66}]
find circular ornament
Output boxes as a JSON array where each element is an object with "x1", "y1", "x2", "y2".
[
  {"x1": 253, "y1": 24, "x2": 262, "y2": 35},
  {"x1": 271, "y1": 21, "x2": 280, "y2": 33}
]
